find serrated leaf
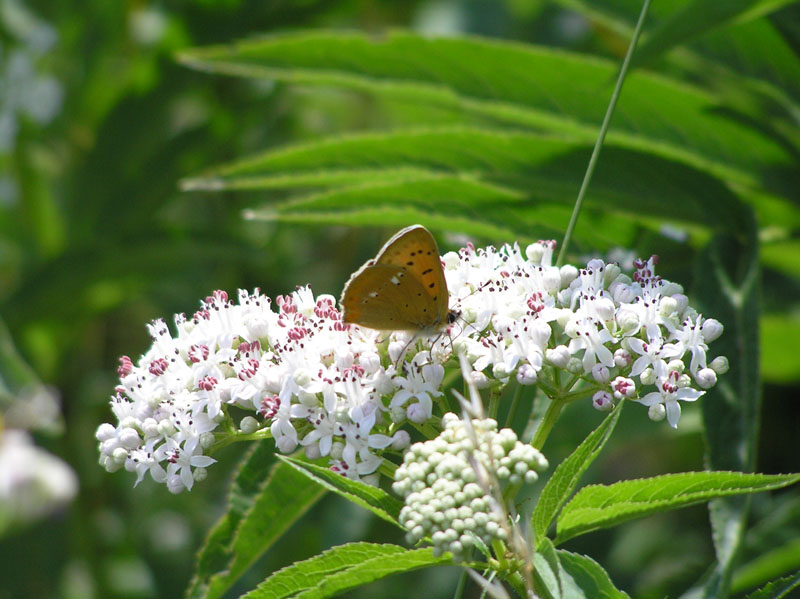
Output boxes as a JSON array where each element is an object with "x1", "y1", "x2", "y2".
[
  {"x1": 190, "y1": 453, "x2": 327, "y2": 599},
  {"x1": 742, "y1": 570, "x2": 800, "y2": 599},
  {"x1": 556, "y1": 550, "x2": 631, "y2": 599},
  {"x1": 188, "y1": 127, "x2": 751, "y2": 236},
  {"x1": 279, "y1": 455, "x2": 403, "y2": 525},
  {"x1": 732, "y1": 538, "x2": 800, "y2": 595},
  {"x1": 555, "y1": 472, "x2": 800, "y2": 545},
  {"x1": 177, "y1": 31, "x2": 796, "y2": 195},
  {"x1": 532, "y1": 404, "x2": 624, "y2": 543},
  {"x1": 240, "y1": 542, "x2": 451, "y2": 599}
]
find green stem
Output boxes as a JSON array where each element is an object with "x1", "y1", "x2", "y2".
[
  {"x1": 487, "y1": 388, "x2": 501, "y2": 419},
  {"x1": 210, "y1": 428, "x2": 273, "y2": 453},
  {"x1": 505, "y1": 384, "x2": 523, "y2": 428},
  {"x1": 530, "y1": 398, "x2": 565, "y2": 450},
  {"x1": 452, "y1": 568, "x2": 468, "y2": 599},
  {"x1": 557, "y1": 0, "x2": 653, "y2": 266}
]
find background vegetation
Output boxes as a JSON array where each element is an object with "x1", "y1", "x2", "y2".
[{"x1": 1, "y1": 1, "x2": 798, "y2": 597}]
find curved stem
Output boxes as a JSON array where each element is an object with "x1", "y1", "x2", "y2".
[
  {"x1": 557, "y1": 0, "x2": 653, "y2": 265},
  {"x1": 530, "y1": 398, "x2": 565, "y2": 451}
]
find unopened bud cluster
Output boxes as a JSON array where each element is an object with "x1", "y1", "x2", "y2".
[{"x1": 393, "y1": 413, "x2": 548, "y2": 559}]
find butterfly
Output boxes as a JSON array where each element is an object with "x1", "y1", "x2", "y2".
[{"x1": 340, "y1": 225, "x2": 458, "y2": 334}]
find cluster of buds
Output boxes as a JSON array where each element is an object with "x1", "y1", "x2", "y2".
[{"x1": 393, "y1": 413, "x2": 548, "y2": 559}]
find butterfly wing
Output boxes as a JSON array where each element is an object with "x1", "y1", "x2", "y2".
[
  {"x1": 373, "y1": 225, "x2": 450, "y2": 326},
  {"x1": 340, "y1": 225, "x2": 451, "y2": 331},
  {"x1": 340, "y1": 262, "x2": 440, "y2": 330}
]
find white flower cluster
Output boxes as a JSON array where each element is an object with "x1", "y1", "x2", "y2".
[
  {"x1": 97, "y1": 238, "x2": 725, "y2": 493},
  {"x1": 393, "y1": 413, "x2": 548, "y2": 559},
  {"x1": 444, "y1": 242, "x2": 726, "y2": 427}
]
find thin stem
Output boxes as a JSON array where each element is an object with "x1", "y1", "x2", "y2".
[
  {"x1": 505, "y1": 384, "x2": 523, "y2": 429},
  {"x1": 530, "y1": 398, "x2": 565, "y2": 450},
  {"x1": 557, "y1": 0, "x2": 653, "y2": 266},
  {"x1": 452, "y1": 568, "x2": 468, "y2": 599}
]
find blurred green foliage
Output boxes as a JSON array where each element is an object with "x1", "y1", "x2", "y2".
[{"x1": 0, "y1": 1, "x2": 798, "y2": 598}]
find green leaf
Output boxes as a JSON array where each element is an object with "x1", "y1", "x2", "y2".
[
  {"x1": 188, "y1": 450, "x2": 327, "y2": 599},
  {"x1": 742, "y1": 570, "x2": 800, "y2": 599},
  {"x1": 239, "y1": 542, "x2": 451, "y2": 599},
  {"x1": 177, "y1": 31, "x2": 795, "y2": 194},
  {"x1": 278, "y1": 455, "x2": 403, "y2": 525},
  {"x1": 695, "y1": 216, "x2": 762, "y2": 598},
  {"x1": 556, "y1": 550, "x2": 631, "y2": 599},
  {"x1": 633, "y1": 0, "x2": 799, "y2": 66},
  {"x1": 554, "y1": 472, "x2": 800, "y2": 544},
  {"x1": 533, "y1": 537, "x2": 563, "y2": 599},
  {"x1": 532, "y1": 404, "x2": 624, "y2": 544},
  {"x1": 187, "y1": 127, "x2": 751, "y2": 237},
  {"x1": 732, "y1": 538, "x2": 800, "y2": 595}
]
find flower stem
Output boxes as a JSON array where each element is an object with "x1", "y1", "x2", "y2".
[
  {"x1": 530, "y1": 398, "x2": 565, "y2": 450},
  {"x1": 505, "y1": 384, "x2": 523, "y2": 428}
]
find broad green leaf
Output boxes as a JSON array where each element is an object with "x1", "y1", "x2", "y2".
[
  {"x1": 733, "y1": 538, "x2": 800, "y2": 595},
  {"x1": 532, "y1": 403, "x2": 623, "y2": 543},
  {"x1": 177, "y1": 31, "x2": 795, "y2": 195},
  {"x1": 187, "y1": 127, "x2": 751, "y2": 236},
  {"x1": 633, "y1": 0, "x2": 798, "y2": 66},
  {"x1": 742, "y1": 570, "x2": 800, "y2": 599},
  {"x1": 190, "y1": 453, "x2": 327, "y2": 599},
  {"x1": 555, "y1": 472, "x2": 800, "y2": 544},
  {"x1": 556, "y1": 550, "x2": 631, "y2": 599},
  {"x1": 695, "y1": 218, "x2": 762, "y2": 598},
  {"x1": 240, "y1": 542, "x2": 451, "y2": 599},
  {"x1": 278, "y1": 455, "x2": 403, "y2": 525}
]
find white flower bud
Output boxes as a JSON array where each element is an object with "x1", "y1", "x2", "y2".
[
  {"x1": 391, "y1": 430, "x2": 411, "y2": 451},
  {"x1": 157, "y1": 419, "x2": 176, "y2": 437},
  {"x1": 387, "y1": 340, "x2": 406, "y2": 363},
  {"x1": 677, "y1": 373, "x2": 692, "y2": 388},
  {"x1": 442, "y1": 251, "x2": 460, "y2": 269},
  {"x1": 516, "y1": 364, "x2": 538, "y2": 385},
  {"x1": 469, "y1": 370, "x2": 490, "y2": 389},
  {"x1": 592, "y1": 391, "x2": 614, "y2": 411},
  {"x1": 538, "y1": 268, "x2": 559, "y2": 293},
  {"x1": 640, "y1": 367, "x2": 656, "y2": 385},
  {"x1": 546, "y1": 345, "x2": 570, "y2": 368},
  {"x1": 112, "y1": 447, "x2": 129, "y2": 465},
  {"x1": 701, "y1": 318, "x2": 723, "y2": 342},
  {"x1": 118, "y1": 427, "x2": 141, "y2": 449},
  {"x1": 614, "y1": 348, "x2": 631, "y2": 368},
  {"x1": 276, "y1": 435, "x2": 298, "y2": 454},
  {"x1": 142, "y1": 418, "x2": 159, "y2": 438},
  {"x1": 240, "y1": 416, "x2": 259, "y2": 434},
  {"x1": 95, "y1": 423, "x2": 116, "y2": 442},
  {"x1": 200, "y1": 432, "x2": 215, "y2": 449},
  {"x1": 647, "y1": 403, "x2": 666, "y2": 422},
  {"x1": 167, "y1": 474, "x2": 185, "y2": 494},
  {"x1": 710, "y1": 356, "x2": 729, "y2": 374},
  {"x1": 595, "y1": 298, "x2": 616, "y2": 322},
  {"x1": 695, "y1": 368, "x2": 717, "y2": 389},
  {"x1": 604, "y1": 263, "x2": 621, "y2": 285},
  {"x1": 193, "y1": 468, "x2": 208, "y2": 483},
  {"x1": 358, "y1": 351, "x2": 381, "y2": 374},
  {"x1": 559, "y1": 264, "x2": 578, "y2": 287},
  {"x1": 658, "y1": 296, "x2": 678, "y2": 317},
  {"x1": 525, "y1": 242, "x2": 544, "y2": 263},
  {"x1": 591, "y1": 364, "x2": 610, "y2": 383},
  {"x1": 245, "y1": 316, "x2": 270, "y2": 340},
  {"x1": 613, "y1": 283, "x2": 637, "y2": 304},
  {"x1": 566, "y1": 357, "x2": 583, "y2": 374},
  {"x1": 304, "y1": 443, "x2": 322, "y2": 460},
  {"x1": 407, "y1": 402, "x2": 429, "y2": 424},
  {"x1": 616, "y1": 307, "x2": 639, "y2": 333},
  {"x1": 293, "y1": 368, "x2": 312, "y2": 388}
]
